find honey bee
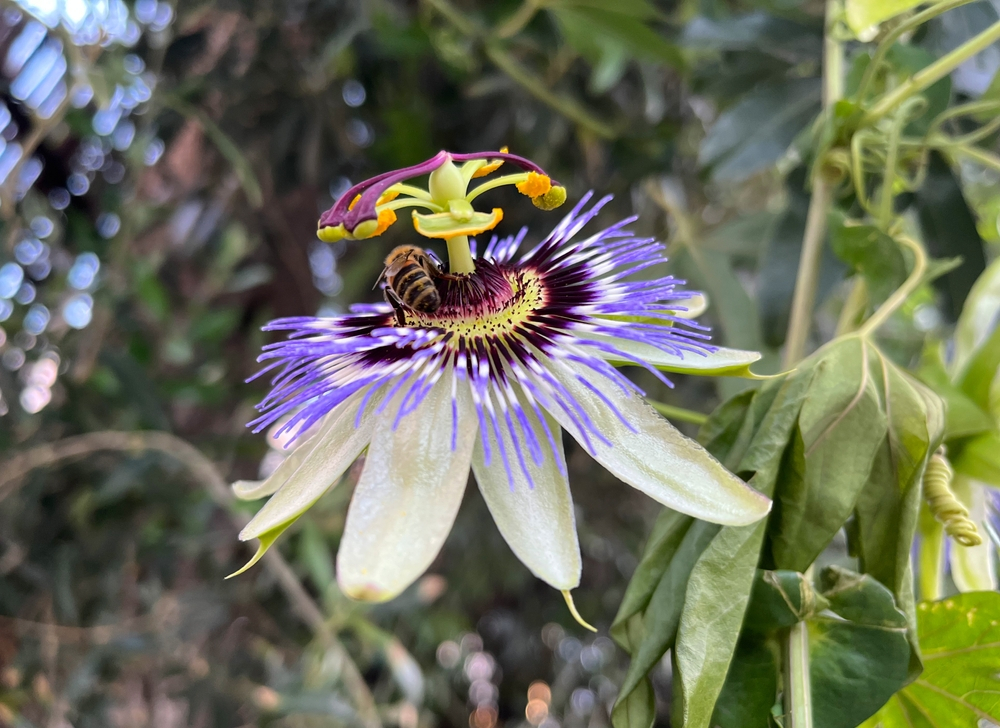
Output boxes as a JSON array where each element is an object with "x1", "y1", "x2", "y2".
[{"x1": 379, "y1": 245, "x2": 457, "y2": 325}]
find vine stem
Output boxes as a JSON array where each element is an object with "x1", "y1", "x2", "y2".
[
  {"x1": 782, "y1": 0, "x2": 844, "y2": 370},
  {"x1": 863, "y1": 18, "x2": 1000, "y2": 124},
  {"x1": 780, "y1": 1, "x2": 845, "y2": 725},
  {"x1": 858, "y1": 236, "x2": 927, "y2": 336}
]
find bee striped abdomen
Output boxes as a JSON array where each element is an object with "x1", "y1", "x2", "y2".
[{"x1": 395, "y1": 263, "x2": 441, "y2": 312}]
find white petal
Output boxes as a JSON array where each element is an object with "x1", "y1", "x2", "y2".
[
  {"x1": 546, "y1": 359, "x2": 771, "y2": 525},
  {"x1": 233, "y1": 423, "x2": 327, "y2": 500},
  {"x1": 337, "y1": 375, "x2": 477, "y2": 602},
  {"x1": 594, "y1": 336, "x2": 763, "y2": 377},
  {"x1": 472, "y1": 404, "x2": 581, "y2": 590},
  {"x1": 949, "y1": 476, "x2": 998, "y2": 591},
  {"x1": 239, "y1": 390, "x2": 381, "y2": 541}
]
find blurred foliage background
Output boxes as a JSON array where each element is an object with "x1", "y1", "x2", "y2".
[{"x1": 0, "y1": 0, "x2": 996, "y2": 726}]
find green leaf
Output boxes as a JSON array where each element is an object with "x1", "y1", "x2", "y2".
[
  {"x1": 916, "y1": 343, "x2": 994, "y2": 440},
  {"x1": 616, "y1": 521, "x2": 719, "y2": 706},
  {"x1": 671, "y1": 370, "x2": 815, "y2": 728},
  {"x1": 769, "y1": 337, "x2": 888, "y2": 572},
  {"x1": 855, "y1": 349, "x2": 945, "y2": 671},
  {"x1": 709, "y1": 632, "x2": 778, "y2": 728},
  {"x1": 698, "y1": 389, "x2": 757, "y2": 471},
  {"x1": 611, "y1": 677, "x2": 656, "y2": 728},
  {"x1": 861, "y1": 591, "x2": 1000, "y2": 727},
  {"x1": 611, "y1": 509, "x2": 694, "y2": 651},
  {"x1": 672, "y1": 514, "x2": 770, "y2": 728},
  {"x1": 682, "y1": 13, "x2": 821, "y2": 63},
  {"x1": 957, "y1": 324, "x2": 1000, "y2": 413},
  {"x1": 954, "y1": 255, "x2": 1000, "y2": 374},
  {"x1": 829, "y1": 211, "x2": 907, "y2": 307},
  {"x1": 845, "y1": 0, "x2": 924, "y2": 37},
  {"x1": 954, "y1": 430, "x2": 1000, "y2": 486},
  {"x1": 698, "y1": 78, "x2": 822, "y2": 182},
  {"x1": 548, "y1": 5, "x2": 684, "y2": 69},
  {"x1": 810, "y1": 567, "x2": 912, "y2": 728}
]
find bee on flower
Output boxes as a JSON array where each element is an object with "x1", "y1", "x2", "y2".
[{"x1": 231, "y1": 150, "x2": 771, "y2": 628}]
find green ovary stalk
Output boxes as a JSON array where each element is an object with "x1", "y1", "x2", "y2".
[{"x1": 447, "y1": 235, "x2": 476, "y2": 274}]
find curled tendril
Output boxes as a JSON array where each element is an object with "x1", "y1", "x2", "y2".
[{"x1": 924, "y1": 446, "x2": 982, "y2": 548}]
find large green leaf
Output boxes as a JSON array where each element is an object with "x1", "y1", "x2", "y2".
[
  {"x1": 614, "y1": 520, "x2": 719, "y2": 722},
  {"x1": 698, "y1": 79, "x2": 822, "y2": 182},
  {"x1": 861, "y1": 591, "x2": 1000, "y2": 727},
  {"x1": 855, "y1": 348, "x2": 945, "y2": 669},
  {"x1": 709, "y1": 632, "x2": 778, "y2": 728},
  {"x1": 810, "y1": 567, "x2": 912, "y2": 728},
  {"x1": 769, "y1": 337, "x2": 888, "y2": 572},
  {"x1": 670, "y1": 370, "x2": 815, "y2": 728}
]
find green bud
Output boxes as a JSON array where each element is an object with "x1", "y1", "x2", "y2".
[
  {"x1": 532, "y1": 186, "x2": 567, "y2": 211},
  {"x1": 429, "y1": 158, "x2": 467, "y2": 203}
]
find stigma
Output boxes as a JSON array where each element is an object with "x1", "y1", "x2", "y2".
[{"x1": 316, "y1": 150, "x2": 567, "y2": 245}]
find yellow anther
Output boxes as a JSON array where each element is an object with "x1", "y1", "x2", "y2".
[
  {"x1": 562, "y1": 590, "x2": 598, "y2": 633},
  {"x1": 472, "y1": 146, "x2": 509, "y2": 178},
  {"x1": 516, "y1": 172, "x2": 552, "y2": 198},
  {"x1": 317, "y1": 223, "x2": 347, "y2": 242},
  {"x1": 532, "y1": 186, "x2": 567, "y2": 211},
  {"x1": 373, "y1": 208, "x2": 397, "y2": 236},
  {"x1": 348, "y1": 194, "x2": 361, "y2": 211},
  {"x1": 924, "y1": 447, "x2": 982, "y2": 547}
]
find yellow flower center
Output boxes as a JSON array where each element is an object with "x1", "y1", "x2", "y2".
[{"x1": 399, "y1": 268, "x2": 546, "y2": 340}]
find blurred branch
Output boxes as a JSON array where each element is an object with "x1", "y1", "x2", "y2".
[
  {"x1": 422, "y1": 0, "x2": 617, "y2": 139},
  {"x1": 162, "y1": 95, "x2": 264, "y2": 208},
  {"x1": 494, "y1": 0, "x2": 542, "y2": 38},
  {"x1": 782, "y1": 0, "x2": 844, "y2": 369},
  {"x1": 0, "y1": 431, "x2": 382, "y2": 728}
]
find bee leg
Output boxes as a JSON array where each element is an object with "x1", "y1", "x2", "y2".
[{"x1": 384, "y1": 287, "x2": 407, "y2": 327}]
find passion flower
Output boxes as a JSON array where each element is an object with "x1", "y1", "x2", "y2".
[{"x1": 233, "y1": 152, "x2": 771, "y2": 625}]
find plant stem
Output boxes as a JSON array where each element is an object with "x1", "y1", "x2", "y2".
[
  {"x1": 495, "y1": 0, "x2": 542, "y2": 38},
  {"x1": 782, "y1": 177, "x2": 832, "y2": 369},
  {"x1": 863, "y1": 19, "x2": 1000, "y2": 124},
  {"x1": 782, "y1": 0, "x2": 844, "y2": 370},
  {"x1": 646, "y1": 399, "x2": 709, "y2": 426},
  {"x1": 858, "y1": 236, "x2": 927, "y2": 335},
  {"x1": 951, "y1": 143, "x2": 1000, "y2": 173},
  {"x1": 785, "y1": 615, "x2": 814, "y2": 728}
]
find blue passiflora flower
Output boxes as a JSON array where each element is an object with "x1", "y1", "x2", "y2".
[{"x1": 232, "y1": 152, "x2": 771, "y2": 623}]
